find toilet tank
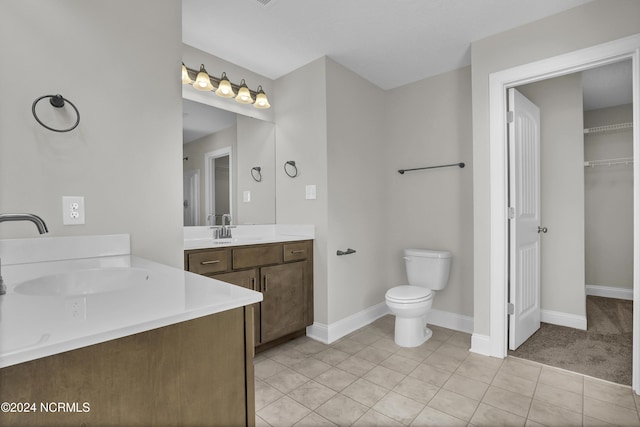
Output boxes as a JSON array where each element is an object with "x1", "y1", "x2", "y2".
[{"x1": 404, "y1": 249, "x2": 451, "y2": 290}]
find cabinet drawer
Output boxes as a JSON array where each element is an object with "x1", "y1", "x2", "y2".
[
  {"x1": 188, "y1": 250, "x2": 229, "y2": 275},
  {"x1": 283, "y1": 242, "x2": 310, "y2": 262},
  {"x1": 233, "y1": 245, "x2": 282, "y2": 269}
]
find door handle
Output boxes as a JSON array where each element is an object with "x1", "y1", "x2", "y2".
[{"x1": 537, "y1": 226, "x2": 548, "y2": 234}]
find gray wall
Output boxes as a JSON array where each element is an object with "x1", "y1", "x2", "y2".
[
  {"x1": 274, "y1": 58, "x2": 330, "y2": 324},
  {"x1": 518, "y1": 74, "x2": 586, "y2": 319},
  {"x1": 274, "y1": 58, "x2": 473, "y2": 328},
  {"x1": 385, "y1": 66, "x2": 474, "y2": 318},
  {"x1": 236, "y1": 115, "x2": 276, "y2": 225},
  {"x1": 0, "y1": 0, "x2": 183, "y2": 267},
  {"x1": 585, "y1": 104, "x2": 634, "y2": 290},
  {"x1": 325, "y1": 58, "x2": 387, "y2": 323},
  {"x1": 471, "y1": 0, "x2": 640, "y2": 336}
]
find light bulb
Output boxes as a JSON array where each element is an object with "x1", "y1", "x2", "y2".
[
  {"x1": 235, "y1": 80, "x2": 253, "y2": 104},
  {"x1": 193, "y1": 64, "x2": 213, "y2": 91},
  {"x1": 254, "y1": 86, "x2": 270, "y2": 109},
  {"x1": 215, "y1": 72, "x2": 235, "y2": 98}
]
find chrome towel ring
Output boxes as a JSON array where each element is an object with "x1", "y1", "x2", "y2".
[{"x1": 32, "y1": 94, "x2": 80, "y2": 133}]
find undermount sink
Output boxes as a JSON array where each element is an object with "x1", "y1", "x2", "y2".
[{"x1": 14, "y1": 267, "x2": 150, "y2": 296}]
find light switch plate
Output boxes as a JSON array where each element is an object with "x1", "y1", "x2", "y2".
[
  {"x1": 243, "y1": 190, "x2": 251, "y2": 203},
  {"x1": 63, "y1": 196, "x2": 85, "y2": 225},
  {"x1": 305, "y1": 185, "x2": 317, "y2": 200}
]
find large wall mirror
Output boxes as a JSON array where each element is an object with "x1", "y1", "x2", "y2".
[{"x1": 182, "y1": 98, "x2": 275, "y2": 226}]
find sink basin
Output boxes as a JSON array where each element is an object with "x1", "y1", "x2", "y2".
[{"x1": 14, "y1": 267, "x2": 150, "y2": 296}]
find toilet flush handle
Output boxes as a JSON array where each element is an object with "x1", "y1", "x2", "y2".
[{"x1": 537, "y1": 226, "x2": 548, "y2": 234}]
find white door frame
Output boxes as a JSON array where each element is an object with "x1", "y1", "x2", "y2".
[
  {"x1": 488, "y1": 34, "x2": 640, "y2": 391},
  {"x1": 204, "y1": 147, "x2": 233, "y2": 224},
  {"x1": 183, "y1": 168, "x2": 200, "y2": 226}
]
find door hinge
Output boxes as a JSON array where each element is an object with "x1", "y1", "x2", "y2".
[
  {"x1": 508, "y1": 207, "x2": 515, "y2": 219},
  {"x1": 507, "y1": 302, "x2": 515, "y2": 315},
  {"x1": 507, "y1": 111, "x2": 514, "y2": 123}
]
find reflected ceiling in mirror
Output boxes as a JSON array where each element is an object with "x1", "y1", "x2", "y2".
[{"x1": 183, "y1": 99, "x2": 236, "y2": 144}]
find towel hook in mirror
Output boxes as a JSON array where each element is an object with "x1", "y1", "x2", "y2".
[
  {"x1": 251, "y1": 166, "x2": 262, "y2": 182},
  {"x1": 284, "y1": 161, "x2": 298, "y2": 178}
]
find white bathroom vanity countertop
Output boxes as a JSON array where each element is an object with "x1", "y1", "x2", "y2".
[
  {"x1": 0, "y1": 234, "x2": 263, "y2": 369},
  {"x1": 184, "y1": 224, "x2": 315, "y2": 250}
]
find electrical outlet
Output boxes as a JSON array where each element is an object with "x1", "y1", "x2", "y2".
[
  {"x1": 305, "y1": 185, "x2": 317, "y2": 200},
  {"x1": 63, "y1": 196, "x2": 85, "y2": 225},
  {"x1": 65, "y1": 297, "x2": 87, "y2": 321}
]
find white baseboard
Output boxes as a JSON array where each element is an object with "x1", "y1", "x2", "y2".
[
  {"x1": 470, "y1": 333, "x2": 492, "y2": 356},
  {"x1": 586, "y1": 284, "x2": 633, "y2": 301},
  {"x1": 306, "y1": 303, "x2": 474, "y2": 344},
  {"x1": 306, "y1": 302, "x2": 389, "y2": 344},
  {"x1": 426, "y1": 309, "x2": 474, "y2": 334},
  {"x1": 541, "y1": 309, "x2": 587, "y2": 330}
]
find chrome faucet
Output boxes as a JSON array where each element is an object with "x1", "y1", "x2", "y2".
[
  {"x1": 212, "y1": 214, "x2": 233, "y2": 239},
  {"x1": 0, "y1": 213, "x2": 48, "y2": 295},
  {"x1": 0, "y1": 213, "x2": 48, "y2": 234}
]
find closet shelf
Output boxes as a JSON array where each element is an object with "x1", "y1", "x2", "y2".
[
  {"x1": 583, "y1": 122, "x2": 633, "y2": 135},
  {"x1": 584, "y1": 157, "x2": 634, "y2": 168}
]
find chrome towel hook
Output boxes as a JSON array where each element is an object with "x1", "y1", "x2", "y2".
[{"x1": 32, "y1": 94, "x2": 80, "y2": 133}]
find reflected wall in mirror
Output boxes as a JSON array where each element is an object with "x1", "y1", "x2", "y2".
[{"x1": 182, "y1": 99, "x2": 276, "y2": 226}]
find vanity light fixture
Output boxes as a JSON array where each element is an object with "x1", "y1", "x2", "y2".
[
  {"x1": 181, "y1": 62, "x2": 192, "y2": 84},
  {"x1": 215, "y1": 72, "x2": 235, "y2": 98},
  {"x1": 254, "y1": 86, "x2": 271, "y2": 109},
  {"x1": 235, "y1": 80, "x2": 253, "y2": 104},
  {"x1": 193, "y1": 64, "x2": 214, "y2": 91},
  {"x1": 181, "y1": 63, "x2": 271, "y2": 109}
]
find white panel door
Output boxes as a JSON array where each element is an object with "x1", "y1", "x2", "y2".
[{"x1": 508, "y1": 88, "x2": 542, "y2": 351}]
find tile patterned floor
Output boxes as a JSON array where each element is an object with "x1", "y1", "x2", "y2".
[{"x1": 254, "y1": 315, "x2": 640, "y2": 426}]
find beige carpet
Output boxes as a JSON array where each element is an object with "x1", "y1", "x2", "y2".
[{"x1": 509, "y1": 296, "x2": 632, "y2": 385}]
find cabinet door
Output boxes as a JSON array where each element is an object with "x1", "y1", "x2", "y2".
[
  {"x1": 213, "y1": 269, "x2": 261, "y2": 345},
  {"x1": 261, "y1": 262, "x2": 307, "y2": 343}
]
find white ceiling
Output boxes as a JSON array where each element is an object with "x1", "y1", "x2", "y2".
[
  {"x1": 582, "y1": 60, "x2": 633, "y2": 111},
  {"x1": 182, "y1": 0, "x2": 596, "y2": 90}
]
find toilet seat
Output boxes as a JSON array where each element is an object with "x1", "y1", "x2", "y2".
[{"x1": 385, "y1": 285, "x2": 432, "y2": 304}]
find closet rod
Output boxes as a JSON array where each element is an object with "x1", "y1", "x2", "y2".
[{"x1": 398, "y1": 162, "x2": 465, "y2": 175}]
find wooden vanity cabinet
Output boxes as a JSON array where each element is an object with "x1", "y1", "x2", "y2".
[
  {"x1": 0, "y1": 307, "x2": 256, "y2": 427},
  {"x1": 214, "y1": 269, "x2": 261, "y2": 346},
  {"x1": 185, "y1": 240, "x2": 313, "y2": 348}
]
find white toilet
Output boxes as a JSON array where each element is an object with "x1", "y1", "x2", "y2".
[{"x1": 385, "y1": 249, "x2": 451, "y2": 347}]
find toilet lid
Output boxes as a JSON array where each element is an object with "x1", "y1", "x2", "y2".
[{"x1": 386, "y1": 286, "x2": 432, "y2": 302}]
